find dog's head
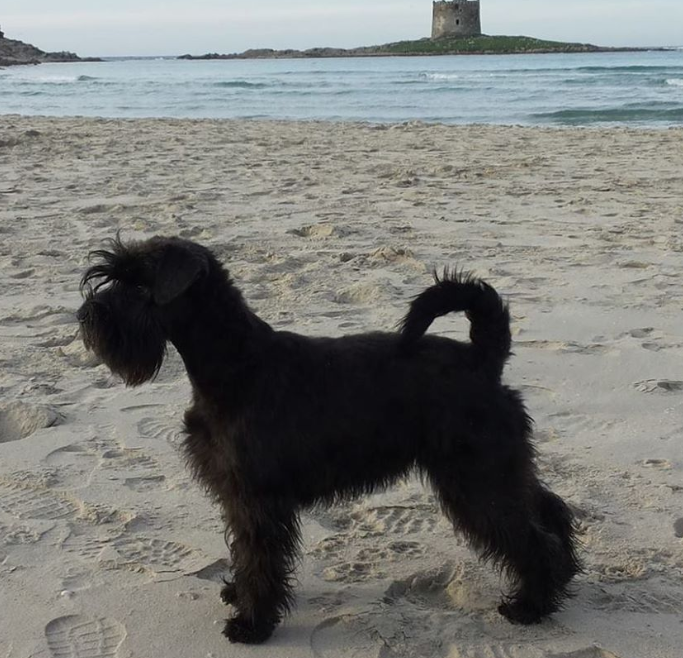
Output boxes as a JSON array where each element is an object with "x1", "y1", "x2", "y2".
[{"x1": 77, "y1": 235, "x2": 210, "y2": 385}]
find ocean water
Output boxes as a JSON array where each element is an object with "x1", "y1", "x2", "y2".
[{"x1": 1, "y1": 50, "x2": 682, "y2": 126}]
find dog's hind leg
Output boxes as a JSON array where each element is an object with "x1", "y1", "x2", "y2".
[
  {"x1": 222, "y1": 499, "x2": 301, "y2": 644},
  {"x1": 429, "y1": 461, "x2": 578, "y2": 625}
]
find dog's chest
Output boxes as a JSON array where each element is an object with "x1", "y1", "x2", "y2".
[{"x1": 182, "y1": 407, "x2": 241, "y2": 497}]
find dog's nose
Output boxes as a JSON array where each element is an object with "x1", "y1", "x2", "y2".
[{"x1": 76, "y1": 304, "x2": 90, "y2": 325}]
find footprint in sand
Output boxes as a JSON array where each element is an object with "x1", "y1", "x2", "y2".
[
  {"x1": 534, "y1": 427, "x2": 560, "y2": 443},
  {"x1": 61, "y1": 566, "x2": 100, "y2": 594},
  {"x1": 287, "y1": 223, "x2": 342, "y2": 239},
  {"x1": 191, "y1": 557, "x2": 231, "y2": 584},
  {"x1": 99, "y1": 446, "x2": 160, "y2": 473},
  {"x1": 304, "y1": 503, "x2": 355, "y2": 531},
  {"x1": 0, "y1": 305, "x2": 74, "y2": 328},
  {"x1": 120, "y1": 403, "x2": 164, "y2": 413},
  {"x1": 0, "y1": 519, "x2": 47, "y2": 546},
  {"x1": 137, "y1": 417, "x2": 184, "y2": 448},
  {"x1": 634, "y1": 379, "x2": 683, "y2": 394},
  {"x1": 310, "y1": 615, "x2": 380, "y2": 658},
  {"x1": 9, "y1": 267, "x2": 35, "y2": 280},
  {"x1": 36, "y1": 333, "x2": 78, "y2": 349},
  {"x1": 308, "y1": 534, "x2": 349, "y2": 561},
  {"x1": 348, "y1": 505, "x2": 440, "y2": 537},
  {"x1": 640, "y1": 341, "x2": 666, "y2": 352},
  {"x1": 448, "y1": 645, "x2": 547, "y2": 658},
  {"x1": 366, "y1": 246, "x2": 425, "y2": 272},
  {"x1": 62, "y1": 526, "x2": 120, "y2": 562},
  {"x1": 334, "y1": 281, "x2": 387, "y2": 305},
  {"x1": 0, "y1": 401, "x2": 62, "y2": 443},
  {"x1": 78, "y1": 203, "x2": 110, "y2": 215},
  {"x1": 112, "y1": 535, "x2": 202, "y2": 574},
  {"x1": 384, "y1": 564, "x2": 455, "y2": 607},
  {"x1": 450, "y1": 648, "x2": 619, "y2": 658},
  {"x1": 385, "y1": 561, "x2": 515, "y2": 616},
  {"x1": 516, "y1": 339, "x2": 567, "y2": 351},
  {"x1": 356, "y1": 541, "x2": 425, "y2": 562},
  {"x1": 384, "y1": 540, "x2": 425, "y2": 558},
  {"x1": 0, "y1": 480, "x2": 80, "y2": 520},
  {"x1": 545, "y1": 647, "x2": 619, "y2": 658},
  {"x1": 63, "y1": 528, "x2": 202, "y2": 575},
  {"x1": 566, "y1": 502, "x2": 605, "y2": 531},
  {"x1": 591, "y1": 584, "x2": 683, "y2": 615},
  {"x1": 321, "y1": 560, "x2": 381, "y2": 583},
  {"x1": 546, "y1": 411, "x2": 615, "y2": 438},
  {"x1": 626, "y1": 327, "x2": 654, "y2": 339},
  {"x1": 641, "y1": 458, "x2": 672, "y2": 470},
  {"x1": 123, "y1": 475, "x2": 166, "y2": 492},
  {"x1": 516, "y1": 340, "x2": 610, "y2": 356},
  {"x1": 592, "y1": 560, "x2": 649, "y2": 583},
  {"x1": 45, "y1": 615, "x2": 126, "y2": 658},
  {"x1": 316, "y1": 541, "x2": 426, "y2": 584},
  {"x1": 45, "y1": 444, "x2": 99, "y2": 489}
]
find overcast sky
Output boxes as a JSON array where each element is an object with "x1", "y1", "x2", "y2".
[{"x1": 3, "y1": 1, "x2": 682, "y2": 58}]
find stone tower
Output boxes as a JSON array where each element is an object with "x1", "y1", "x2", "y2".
[{"x1": 432, "y1": 1, "x2": 482, "y2": 39}]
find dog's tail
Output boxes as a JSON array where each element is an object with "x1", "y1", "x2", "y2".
[{"x1": 398, "y1": 268, "x2": 511, "y2": 379}]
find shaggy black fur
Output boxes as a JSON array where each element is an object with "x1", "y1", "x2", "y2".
[{"x1": 78, "y1": 235, "x2": 581, "y2": 644}]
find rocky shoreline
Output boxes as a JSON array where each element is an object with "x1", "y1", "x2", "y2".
[{"x1": 0, "y1": 26, "x2": 100, "y2": 66}]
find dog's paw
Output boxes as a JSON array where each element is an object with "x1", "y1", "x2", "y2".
[
  {"x1": 220, "y1": 580, "x2": 237, "y2": 605},
  {"x1": 498, "y1": 600, "x2": 545, "y2": 625},
  {"x1": 222, "y1": 616, "x2": 276, "y2": 644}
]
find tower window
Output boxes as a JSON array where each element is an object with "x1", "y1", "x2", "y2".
[{"x1": 456, "y1": 19, "x2": 460, "y2": 25}]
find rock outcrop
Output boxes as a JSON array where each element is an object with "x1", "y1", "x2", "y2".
[{"x1": 0, "y1": 25, "x2": 100, "y2": 66}]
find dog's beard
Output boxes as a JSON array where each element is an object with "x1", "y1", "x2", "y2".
[{"x1": 79, "y1": 295, "x2": 166, "y2": 386}]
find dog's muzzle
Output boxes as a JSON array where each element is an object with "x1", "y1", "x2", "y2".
[{"x1": 76, "y1": 304, "x2": 90, "y2": 325}]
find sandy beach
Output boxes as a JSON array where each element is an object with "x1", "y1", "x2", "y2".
[{"x1": 1, "y1": 115, "x2": 682, "y2": 658}]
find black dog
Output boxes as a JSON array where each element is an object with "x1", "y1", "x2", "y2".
[{"x1": 78, "y1": 235, "x2": 580, "y2": 644}]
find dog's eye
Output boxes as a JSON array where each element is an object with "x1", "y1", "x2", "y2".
[{"x1": 134, "y1": 284, "x2": 151, "y2": 299}]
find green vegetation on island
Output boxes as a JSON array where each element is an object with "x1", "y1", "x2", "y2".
[
  {"x1": 178, "y1": 35, "x2": 653, "y2": 61},
  {"x1": 377, "y1": 35, "x2": 604, "y2": 55}
]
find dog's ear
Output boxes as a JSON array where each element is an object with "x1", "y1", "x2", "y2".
[{"x1": 153, "y1": 243, "x2": 208, "y2": 305}]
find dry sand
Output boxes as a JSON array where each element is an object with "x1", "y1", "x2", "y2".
[{"x1": 1, "y1": 116, "x2": 682, "y2": 658}]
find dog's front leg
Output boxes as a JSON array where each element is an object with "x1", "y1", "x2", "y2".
[
  {"x1": 222, "y1": 498, "x2": 301, "y2": 644},
  {"x1": 220, "y1": 578, "x2": 237, "y2": 605}
]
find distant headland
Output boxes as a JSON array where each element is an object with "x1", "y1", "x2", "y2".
[
  {"x1": 178, "y1": 35, "x2": 658, "y2": 61},
  {"x1": 0, "y1": 25, "x2": 100, "y2": 66}
]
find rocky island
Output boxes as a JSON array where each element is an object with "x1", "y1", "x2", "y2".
[
  {"x1": 0, "y1": 25, "x2": 100, "y2": 66},
  {"x1": 177, "y1": 35, "x2": 653, "y2": 61}
]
